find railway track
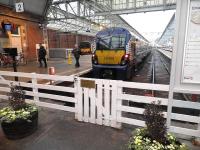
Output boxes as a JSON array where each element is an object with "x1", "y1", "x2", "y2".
[
  {"x1": 124, "y1": 49, "x2": 199, "y2": 131},
  {"x1": 156, "y1": 50, "x2": 200, "y2": 118}
]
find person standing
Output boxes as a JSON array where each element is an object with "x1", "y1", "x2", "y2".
[
  {"x1": 72, "y1": 44, "x2": 80, "y2": 68},
  {"x1": 38, "y1": 43, "x2": 47, "y2": 68}
]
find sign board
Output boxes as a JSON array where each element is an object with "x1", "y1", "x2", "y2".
[
  {"x1": 182, "y1": 0, "x2": 200, "y2": 84},
  {"x1": 80, "y1": 80, "x2": 95, "y2": 89},
  {"x1": 15, "y1": 2, "x2": 24, "y2": 12}
]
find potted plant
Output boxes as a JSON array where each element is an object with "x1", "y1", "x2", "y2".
[
  {"x1": 0, "y1": 83, "x2": 38, "y2": 139},
  {"x1": 128, "y1": 101, "x2": 188, "y2": 150}
]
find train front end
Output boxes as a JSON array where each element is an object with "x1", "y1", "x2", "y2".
[{"x1": 92, "y1": 27, "x2": 132, "y2": 80}]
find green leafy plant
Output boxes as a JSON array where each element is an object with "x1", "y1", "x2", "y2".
[
  {"x1": 0, "y1": 105, "x2": 37, "y2": 123},
  {"x1": 127, "y1": 101, "x2": 188, "y2": 150},
  {"x1": 8, "y1": 83, "x2": 26, "y2": 110},
  {"x1": 0, "y1": 83, "x2": 37, "y2": 123},
  {"x1": 143, "y1": 101, "x2": 167, "y2": 143},
  {"x1": 128, "y1": 128, "x2": 188, "y2": 150}
]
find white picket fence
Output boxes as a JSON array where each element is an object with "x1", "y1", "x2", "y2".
[
  {"x1": 0, "y1": 71, "x2": 77, "y2": 113},
  {"x1": 0, "y1": 71, "x2": 199, "y2": 138}
]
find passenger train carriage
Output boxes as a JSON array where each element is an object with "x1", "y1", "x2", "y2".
[
  {"x1": 92, "y1": 27, "x2": 150, "y2": 80},
  {"x1": 79, "y1": 41, "x2": 92, "y2": 55}
]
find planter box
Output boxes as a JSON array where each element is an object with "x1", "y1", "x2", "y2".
[{"x1": 1, "y1": 111, "x2": 38, "y2": 139}]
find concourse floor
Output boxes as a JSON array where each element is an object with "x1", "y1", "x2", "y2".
[
  {"x1": 0, "y1": 55, "x2": 92, "y2": 78},
  {"x1": 0, "y1": 105, "x2": 131, "y2": 150},
  {"x1": 0, "y1": 104, "x2": 199, "y2": 150}
]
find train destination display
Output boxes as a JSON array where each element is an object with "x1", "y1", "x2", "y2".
[{"x1": 182, "y1": 0, "x2": 200, "y2": 84}]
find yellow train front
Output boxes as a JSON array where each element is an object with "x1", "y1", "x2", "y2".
[
  {"x1": 92, "y1": 27, "x2": 132, "y2": 80},
  {"x1": 79, "y1": 41, "x2": 92, "y2": 55},
  {"x1": 92, "y1": 27, "x2": 150, "y2": 80}
]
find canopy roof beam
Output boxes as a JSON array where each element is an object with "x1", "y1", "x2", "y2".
[
  {"x1": 47, "y1": 0, "x2": 150, "y2": 42},
  {"x1": 94, "y1": 0, "x2": 176, "y2": 16}
]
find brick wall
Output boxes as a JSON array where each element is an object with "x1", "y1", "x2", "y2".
[
  {"x1": 26, "y1": 23, "x2": 43, "y2": 61},
  {"x1": 48, "y1": 29, "x2": 94, "y2": 49},
  {"x1": 0, "y1": 5, "x2": 43, "y2": 61}
]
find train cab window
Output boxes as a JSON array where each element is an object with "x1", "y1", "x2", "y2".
[
  {"x1": 96, "y1": 37, "x2": 110, "y2": 50},
  {"x1": 111, "y1": 35, "x2": 126, "y2": 50},
  {"x1": 80, "y1": 42, "x2": 90, "y2": 49}
]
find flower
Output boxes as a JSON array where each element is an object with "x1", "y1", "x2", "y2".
[
  {"x1": 127, "y1": 128, "x2": 189, "y2": 150},
  {"x1": 0, "y1": 83, "x2": 38, "y2": 124},
  {"x1": 0, "y1": 105, "x2": 38, "y2": 123}
]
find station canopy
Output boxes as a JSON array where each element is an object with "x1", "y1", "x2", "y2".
[
  {"x1": 0, "y1": 0, "x2": 176, "y2": 42},
  {"x1": 156, "y1": 14, "x2": 175, "y2": 48},
  {"x1": 0, "y1": 0, "x2": 49, "y2": 17}
]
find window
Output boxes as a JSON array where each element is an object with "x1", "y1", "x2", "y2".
[
  {"x1": 96, "y1": 34, "x2": 126, "y2": 50},
  {"x1": 80, "y1": 42, "x2": 90, "y2": 48},
  {"x1": 111, "y1": 35, "x2": 126, "y2": 49},
  {"x1": 4, "y1": 24, "x2": 12, "y2": 31},
  {"x1": 96, "y1": 36, "x2": 110, "y2": 50},
  {"x1": 11, "y1": 26, "x2": 20, "y2": 36}
]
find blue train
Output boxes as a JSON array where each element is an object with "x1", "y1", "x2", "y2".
[{"x1": 92, "y1": 27, "x2": 151, "y2": 80}]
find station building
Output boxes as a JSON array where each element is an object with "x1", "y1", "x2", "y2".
[{"x1": 0, "y1": 4, "x2": 93, "y2": 62}]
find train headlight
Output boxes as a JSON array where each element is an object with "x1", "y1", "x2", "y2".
[
  {"x1": 121, "y1": 54, "x2": 129, "y2": 65},
  {"x1": 121, "y1": 60, "x2": 127, "y2": 65},
  {"x1": 92, "y1": 54, "x2": 98, "y2": 64}
]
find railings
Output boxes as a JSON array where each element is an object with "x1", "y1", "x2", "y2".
[{"x1": 0, "y1": 70, "x2": 199, "y2": 138}]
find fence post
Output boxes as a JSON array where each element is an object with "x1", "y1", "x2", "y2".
[
  {"x1": 116, "y1": 81, "x2": 122, "y2": 129},
  {"x1": 74, "y1": 76, "x2": 78, "y2": 120},
  {"x1": 103, "y1": 80, "x2": 110, "y2": 126},
  {"x1": 197, "y1": 115, "x2": 200, "y2": 142},
  {"x1": 31, "y1": 73, "x2": 39, "y2": 102},
  {"x1": 76, "y1": 77, "x2": 83, "y2": 121},
  {"x1": 96, "y1": 80, "x2": 103, "y2": 125},
  {"x1": 89, "y1": 87, "x2": 96, "y2": 124},
  {"x1": 110, "y1": 80, "x2": 121, "y2": 128}
]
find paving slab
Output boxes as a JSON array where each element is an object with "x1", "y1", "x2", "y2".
[
  {"x1": 0, "y1": 106, "x2": 131, "y2": 150},
  {"x1": 0, "y1": 104, "x2": 199, "y2": 150},
  {"x1": 0, "y1": 55, "x2": 92, "y2": 76}
]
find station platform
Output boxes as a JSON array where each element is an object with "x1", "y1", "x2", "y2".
[
  {"x1": 0, "y1": 54, "x2": 200, "y2": 150},
  {"x1": 0, "y1": 102, "x2": 131, "y2": 150},
  {"x1": 157, "y1": 49, "x2": 172, "y2": 59},
  {"x1": 0, "y1": 55, "x2": 92, "y2": 82},
  {"x1": 0, "y1": 101, "x2": 199, "y2": 150}
]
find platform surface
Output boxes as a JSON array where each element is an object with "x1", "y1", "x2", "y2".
[
  {"x1": 0, "y1": 104, "x2": 199, "y2": 150},
  {"x1": 157, "y1": 49, "x2": 172, "y2": 59},
  {"x1": 0, "y1": 55, "x2": 92, "y2": 76},
  {"x1": 0, "y1": 105, "x2": 131, "y2": 150},
  {"x1": 0, "y1": 55, "x2": 92, "y2": 83}
]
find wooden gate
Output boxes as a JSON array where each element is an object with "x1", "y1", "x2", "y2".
[{"x1": 76, "y1": 78, "x2": 121, "y2": 128}]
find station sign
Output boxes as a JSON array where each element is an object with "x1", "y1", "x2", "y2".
[
  {"x1": 182, "y1": 0, "x2": 200, "y2": 84},
  {"x1": 15, "y1": 2, "x2": 24, "y2": 12},
  {"x1": 80, "y1": 79, "x2": 95, "y2": 89}
]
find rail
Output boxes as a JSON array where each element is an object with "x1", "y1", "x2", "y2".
[
  {"x1": 158, "y1": 49, "x2": 198, "y2": 105},
  {"x1": 149, "y1": 53, "x2": 155, "y2": 96}
]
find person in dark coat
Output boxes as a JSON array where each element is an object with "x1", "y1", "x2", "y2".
[
  {"x1": 72, "y1": 44, "x2": 80, "y2": 68},
  {"x1": 38, "y1": 43, "x2": 47, "y2": 68}
]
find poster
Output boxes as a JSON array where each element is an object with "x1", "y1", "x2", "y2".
[{"x1": 182, "y1": 0, "x2": 200, "y2": 83}]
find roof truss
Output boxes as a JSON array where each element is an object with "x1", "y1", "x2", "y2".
[{"x1": 47, "y1": 0, "x2": 149, "y2": 42}]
